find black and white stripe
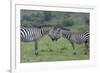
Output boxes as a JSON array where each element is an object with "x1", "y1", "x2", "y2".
[
  {"x1": 61, "y1": 31, "x2": 89, "y2": 44},
  {"x1": 20, "y1": 25, "x2": 54, "y2": 55}
]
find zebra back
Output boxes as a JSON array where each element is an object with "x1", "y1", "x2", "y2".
[{"x1": 60, "y1": 29, "x2": 89, "y2": 44}]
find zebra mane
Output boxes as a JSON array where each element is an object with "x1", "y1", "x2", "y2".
[
  {"x1": 55, "y1": 24, "x2": 70, "y2": 31},
  {"x1": 59, "y1": 27, "x2": 70, "y2": 31},
  {"x1": 33, "y1": 25, "x2": 53, "y2": 28},
  {"x1": 21, "y1": 25, "x2": 53, "y2": 28}
]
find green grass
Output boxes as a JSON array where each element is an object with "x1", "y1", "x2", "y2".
[{"x1": 20, "y1": 35, "x2": 89, "y2": 63}]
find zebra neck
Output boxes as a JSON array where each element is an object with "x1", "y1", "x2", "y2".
[
  {"x1": 40, "y1": 28, "x2": 48, "y2": 36},
  {"x1": 62, "y1": 32, "x2": 71, "y2": 40}
]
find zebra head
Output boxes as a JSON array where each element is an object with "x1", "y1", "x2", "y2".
[
  {"x1": 49, "y1": 25, "x2": 71, "y2": 41},
  {"x1": 48, "y1": 28, "x2": 61, "y2": 41},
  {"x1": 38, "y1": 25, "x2": 61, "y2": 41}
]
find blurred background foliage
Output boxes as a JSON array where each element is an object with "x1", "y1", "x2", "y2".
[{"x1": 21, "y1": 10, "x2": 89, "y2": 31}]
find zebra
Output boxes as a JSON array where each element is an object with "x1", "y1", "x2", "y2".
[
  {"x1": 54, "y1": 26, "x2": 89, "y2": 55},
  {"x1": 48, "y1": 28, "x2": 61, "y2": 41},
  {"x1": 20, "y1": 25, "x2": 57, "y2": 55}
]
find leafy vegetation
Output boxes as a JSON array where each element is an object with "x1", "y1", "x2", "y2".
[
  {"x1": 21, "y1": 10, "x2": 89, "y2": 31},
  {"x1": 21, "y1": 36, "x2": 89, "y2": 63}
]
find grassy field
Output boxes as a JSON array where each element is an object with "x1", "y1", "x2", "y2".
[{"x1": 20, "y1": 35, "x2": 89, "y2": 63}]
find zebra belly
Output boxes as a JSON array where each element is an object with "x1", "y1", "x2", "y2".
[
  {"x1": 71, "y1": 35, "x2": 85, "y2": 44},
  {"x1": 21, "y1": 35, "x2": 42, "y2": 42}
]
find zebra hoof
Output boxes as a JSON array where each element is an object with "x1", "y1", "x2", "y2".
[
  {"x1": 73, "y1": 52, "x2": 76, "y2": 55},
  {"x1": 48, "y1": 49, "x2": 53, "y2": 52},
  {"x1": 60, "y1": 47, "x2": 66, "y2": 50},
  {"x1": 35, "y1": 52, "x2": 38, "y2": 56},
  {"x1": 84, "y1": 52, "x2": 87, "y2": 55}
]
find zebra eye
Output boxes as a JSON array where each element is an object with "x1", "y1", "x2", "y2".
[{"x1": 56, "y1": 31, "x2": 60, "y2": 34}]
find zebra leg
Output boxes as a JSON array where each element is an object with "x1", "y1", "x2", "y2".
[
  {"x1": 85, "y1": 42, "x2": 89, "y2": 48},
  {"x1": 84, "y1": 42, "x2": 89, "y2": 55},
  {"x1": 69, "y1": 41, "x2": 76, "y2": 55},
  {"x1": 34, "y1": 40, "x2": 38, "y2": 56}
]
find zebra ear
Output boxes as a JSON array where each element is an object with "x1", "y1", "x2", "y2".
[
  {"x1": 56, "y1": 28, "x2": 61, "y2": 34},
  {"x1": 57, "y1": 28, "x2": 61, "y2": 32}
]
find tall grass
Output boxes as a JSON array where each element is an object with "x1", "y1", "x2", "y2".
[{"x1": 20, "y1": 35, "x2": 89, "y2": 63}]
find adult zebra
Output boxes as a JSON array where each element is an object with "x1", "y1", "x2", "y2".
[
  {"x1": 54, "y1": 26, "x2": 89, "y2": 55},
  {"x1": 20, "y1": 25, "x2": 58, "y2": 56}
]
